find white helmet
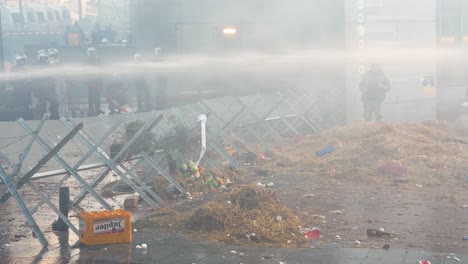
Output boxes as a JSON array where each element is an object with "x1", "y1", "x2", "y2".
[
  {"x1": 87, "y1": 47, "x2": 96, "y2": 56},
  {"x1": 14, "y1": 54, "x2": 27, "y2": 64},
  {"x1": 37, "y1": 49, "x2": 48, "y2": 60},
  {"x1": 48, "y1": 48, "x2": 59, "y2": 57},
  {"x1": 134, "y1": 53, "x2": 142, "y2": 62},
  {"x1": 101, "y1": 38, "x2": 109, "y2": 45},
  {"x1": 154, "y1": 47, "x2": 162, "y2": 56}
]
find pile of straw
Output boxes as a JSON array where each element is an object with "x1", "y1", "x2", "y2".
[
  {"x1": 153, "y1": 186, "x2": 306, "y2": 247},
  {"x1": 271, "y1": 121, "x2": 468, "y2": 185}
]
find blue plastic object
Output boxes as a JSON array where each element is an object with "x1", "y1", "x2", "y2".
[
  {"x1": 316, "y1": 146, "x2": 336, "y2": 157},
  {"x1": 463, "y1": 236, "x2": 468, "y2": 241}
]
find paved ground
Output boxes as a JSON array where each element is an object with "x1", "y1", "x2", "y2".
[
  {"x1": 0, "y1": 228, "x2": 467, "y2": 264},
  {"x1": 1, "y1": 114, "x2": 467, "y2": 263}
]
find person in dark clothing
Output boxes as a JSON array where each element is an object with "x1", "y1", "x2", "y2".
[
  {"x1": 107, "y1": 73, "x2": 128, "y2": 114},
  {"x1": 10, "y1": 54, "x2": 33, "y2": 120},
  {"x1": 359, "y1": 63, "x2": 390, "y2": 121},
  {"x1": 48, "y1": 48, "x2": 68, "y2": 108},
  {"x1": 133, "y1": 54, "x2": 152, "y2": 112},
  {"x1": 103, "y1": 24, "x2": 117, "y2": 44},
  {"x1": 85, "y1": 47, "x2": 104, "y2": 116},
  {"x1": 33, "y1": 50, "x2": 59, "y2": 120},
  {"x1": 91, "y1": 22, "x2": 103, "y2": 45}
]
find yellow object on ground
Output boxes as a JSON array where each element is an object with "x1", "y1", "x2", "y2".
[{"x1": 79, "y1": 210, "x2": 132, "y2": 246}]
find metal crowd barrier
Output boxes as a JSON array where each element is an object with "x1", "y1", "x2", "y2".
[{"x1": 0, "y1": 88, "x2": 340, "y2": 248}]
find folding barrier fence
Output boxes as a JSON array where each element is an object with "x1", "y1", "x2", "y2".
[{"x1": 0, "y1": 89, "x2": 342, "y2": 248}]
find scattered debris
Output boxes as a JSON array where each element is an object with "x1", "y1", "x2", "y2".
[
  {"x1": 310, "y1": 215, "x2": 326, "y2": 219},
  {"x1": 353, "y1": 240, "x2": 361, "y2": 245},
  {"x1": 383, "y1": 244, "x2": 390, "y2": 250},
  {"x1": 367, "y1": 229, "x2": 390, "y2": 237},
  {"x1": 418, "y1": 261, "x2": 431, "y2": 264},
  {"x1": 261, "y1": 255, "x2": 273, "y2": 260},
  {"x1": 134, "y1": 229, "x2": 138, "y2": 232},
  {"x1": 304, "y1": 194, "x2": 314, "y2": 198},
  {"x1": 316, "y1": 146, "x2": 336, "y2": 157},
  {"x1": 446, "y1": 256, "x2": 461, "y2": 262},
  {"x1": 257, "y1": 170, "x2": 269, "y2": 176},
  {"x1": 378, "y1": 228, "x2": 385, "y2": 232},
  {"x1": 335, "y1": 235, "x2": 341, "y2": 240},
  {"x1": 329, "y1": 210, "x2": 344, "y2": 215},
  {"x1": 124, "y1": 196, "x2": 139, "y2": 211},
  {"x1": 303, "y1": 228, "x2": 320, "y2": 239},
  {"x1": 265, "y1": 182, "x2": 275, "y2": 187},
  {"x1": 463, "y1": 236, "x2": 468, "y2": 240},
  {"x1": 135, "y1": 243, "x2": 148, "y2": 250},
  {"x1": 246, "y1": 233, "x2": 257, "y2": 241},
  {"x1": 230, "y1": 250, "x2": 237, "y2": 254},
  {"x1": 276, "y1": 215, "x2": 283, "y2": 222}
]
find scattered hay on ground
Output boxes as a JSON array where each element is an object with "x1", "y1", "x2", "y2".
[
  {"x1": 269, "y1": 121, "x2": 468, "y2": 185},
  {"x1": 152, "y1": 186, "x2": 308, "y2": 247}
]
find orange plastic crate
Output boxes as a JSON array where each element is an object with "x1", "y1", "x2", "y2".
[{"x1": 79, "y1": 209, "x2": 132, "y2": 246}]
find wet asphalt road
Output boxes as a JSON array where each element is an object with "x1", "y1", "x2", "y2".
[{"x1": 1, "y1": 229, "x2": 467, "y2": 264}]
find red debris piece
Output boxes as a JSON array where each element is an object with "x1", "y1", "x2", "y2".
[
  {"x1": 418, "y1": 261, "x2": 431, "y2": 264},
  {"x1": 304, "y1": 229, "x2": 320, "y2": 239}
]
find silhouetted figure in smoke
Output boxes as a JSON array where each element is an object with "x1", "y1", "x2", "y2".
[
  {"x1": 91, "y1": 22, "x2": 103, "y2": 45},
  {"x1": 10, "y1": 54, "x2": 33, "y2": 120},
  {"x1": 133, "y1": 54, "x2": 152, "y2": 112},
  {"x1": 47, "y1": 48, "x2": 68, "y2": 115},
  {"x1": 33, "y1": 50, "x2": 59, "y2": 120},
  {"x1": 107, "y1": 73, "x2": 128, "y2": 114},
  {"x1": 359, "y1": 63, "x2": 390, "y2": 121},
  {"x1": 85, "y1": 47, "x2": 104, "y2": 116},
  {"x1": 103, "y1": 24, "x2": 117, "y2": 44}
]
